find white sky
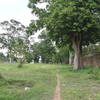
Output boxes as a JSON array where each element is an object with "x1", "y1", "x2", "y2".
[
  {"x1": 0, "y1": 0, "x2": 47, "y2": 54},
  {"x1": 0, "y1": 0, "x2": 34, "y2": 54},
  {"x1": 0, "y1": 0, "x2": 36, "y2": 26}
]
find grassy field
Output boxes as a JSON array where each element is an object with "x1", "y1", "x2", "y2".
[{"x1": 0, "y1": 63, "x2": 100, "y2": 100}]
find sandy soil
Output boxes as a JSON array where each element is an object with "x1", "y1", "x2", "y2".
[{"x1": 53, "y1": 74, "x2": 61, "y2": 100}]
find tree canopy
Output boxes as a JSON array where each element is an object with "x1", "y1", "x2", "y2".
[
  {"x1": 28, "y1": 0, "x2": 100, "y2": 70},
  {"x1": 0, "y1": 19, "x2": 29, "y2": 64}
]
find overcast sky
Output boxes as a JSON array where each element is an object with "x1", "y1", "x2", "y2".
[
  {"x1": 0, "y1": 0, "x2": 36, "y2": 54},
  {"x1": 0, "y1": 0, "x2": 47, "y2": 54},
  {"x1": 0, "y1": 0, "x2": 36, "y2": 26}
]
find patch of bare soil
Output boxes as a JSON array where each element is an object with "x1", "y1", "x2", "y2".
[{"x1": 53, "y1": 74, "x2": 61, "y2": 100}]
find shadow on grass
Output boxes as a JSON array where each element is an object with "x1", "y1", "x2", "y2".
[
  {"x1": 7, "y1": 80, "x2": 34, "y2": 88},
  {"x1": 0, "y1": 73, "x2": 34, "y2": 88}
]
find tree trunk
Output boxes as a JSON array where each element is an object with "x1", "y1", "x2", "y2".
[
  {"x1": 69, "y1": 51, "x2": 73, "y2": 65},
  {"x1": 9, "y1": 58, "x2": 12, "y2": 63},
  {"x1": 72, "y1": 34, "x2": 81, "y2": 70}
]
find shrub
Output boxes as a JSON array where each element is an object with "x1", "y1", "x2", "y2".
[{"x1": 17, "y1": 63, "x2": 23, "y2": 68}]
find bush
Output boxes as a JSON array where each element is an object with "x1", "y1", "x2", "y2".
[
  {"x1": 17, "y1": 59, "x2": 24, "y2": 68},
  {"x1": 17, "y1": 62, "x2": 23, "y2": 68}
]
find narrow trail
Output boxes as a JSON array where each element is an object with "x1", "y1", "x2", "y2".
[{"x1": 53, "y1": 74, "x2": 61, "y2": 100}]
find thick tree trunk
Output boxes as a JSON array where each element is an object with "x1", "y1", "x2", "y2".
[{"x1": 72, "y1": 34, "x2": 81, "y2": 70}]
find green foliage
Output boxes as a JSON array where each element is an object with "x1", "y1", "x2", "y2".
[
  {"x1": 25, "y1": 52, "x2": 33, "y2": 63},
  {"x1": 31, "y1": 40, "x2": 55, "y2": 63},
  {"x1": 0, "y1": 53, "x2": 7, "y2": 62},
  {"x1": 28, "y1": 0, "x2": 100, "y2": 46},
  {"x1": 30, "y1": 31, "x2": 69, "y2": 64},
  {"x1": 52, "y1": 46, "x2": 69, "y2": 64},
  {"x1": 0, "y1": 19, "x2": 29, "y2": 64},
  {"x1": 28, "y1": 0, "x2": 100, "y2": 69},
  {"x1": 46, "y1": 0, "x2": 100, "y2": 45},
  {"x1": 28, "y1": 30, "x2": 56, "y2": 63},
  {"x1": 17, "y1": 57, "x2": 25, "y2": 68},
  {"x1": 0, "y1": 19, "x2": 26, "y2": 48},
  {"x1": 31, "y1": 43, "x2": 40, "y2": 63},
  {"x1": 7, "y1": 37, "x2": 29, "y2": 64}
]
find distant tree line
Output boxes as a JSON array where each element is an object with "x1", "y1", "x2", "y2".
[{"x1": 0, "y1": 18, "x2": 100, "y2": 68}]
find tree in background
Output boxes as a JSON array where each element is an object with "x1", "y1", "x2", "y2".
[
  {"x1": 52, "y1": 46, "x2": 69, "y2": 64},
  {"x1": 29, "y1": 30, "x2": 56, "y2": 63},
  {"x1": 0, "y1": 19, "x2": 29, "y2": 66},
  {"x1": 8, "y1": 37, "x2": 29, "y2": 67},
  {"x1": 30, "y1": 43, "x2": 40, "y2": 63},
  {"x1": 0, "y1": 53, "x2": 7, "y2": 62},
  {"x1": 38, "y1": 30, "x2": 56, "y2": 63},
  {"x1": 28, "y1": 0, "x2": 100, "y2": 70}
]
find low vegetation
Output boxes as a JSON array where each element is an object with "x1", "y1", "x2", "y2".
[{"x1": 0, "y1": 63, "x2": 100, "y2": 100}]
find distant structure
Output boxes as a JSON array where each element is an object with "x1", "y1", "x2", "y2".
[
  {"x1": 81, "y1": 53, "x2": 100, "y2": 67},
  {"x1": 39, "y1": 56, "x2": 42, "y2": 63}
]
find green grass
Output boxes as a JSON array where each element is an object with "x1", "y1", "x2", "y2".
[
  {"x1": 0, "y1": 63, "x2": 100, "y2": 100},
  {"x1": 60, "y1": 67, "x2": 100, "y2": 100}
]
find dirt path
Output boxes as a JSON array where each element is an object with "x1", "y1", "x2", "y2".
[{"x1": 53, "y1": 74, "x2": 61, "y2": 100}]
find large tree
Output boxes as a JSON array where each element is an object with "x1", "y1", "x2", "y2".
[
  {"x1": 0, "y1": 19, "x2": 26, "y2": 46},
  {"x1": 0, "y1": 19, "x2": 29, "y2": 63},
  {"x1": 28, "y1": 0, "x2": 100, "y2": 70}
]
